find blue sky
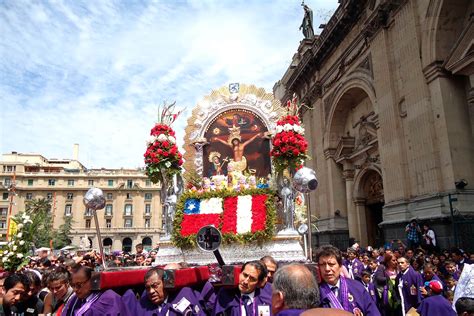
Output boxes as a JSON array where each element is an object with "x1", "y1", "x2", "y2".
[{"x1": 0, "y1": 0, "x2": 338, "y2": 168}]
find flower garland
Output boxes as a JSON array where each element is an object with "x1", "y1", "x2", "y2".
[
  {"x1": 172, "y1": 188, "x2": 276, "y2": 249},
  {"x1": 144, "y1": 103, "x2": 183, "y2": 183},
  {"x1": 0, "y1": 213, "x2": 33, "y2": 271}
]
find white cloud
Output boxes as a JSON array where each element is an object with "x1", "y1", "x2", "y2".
[{"x1": 0, "y1": 0, "x2": 338, "y2": 168}]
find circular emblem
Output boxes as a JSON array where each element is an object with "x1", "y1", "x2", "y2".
[{"x1": 348, "y1": 293, "x2": 354, "y2": 302}]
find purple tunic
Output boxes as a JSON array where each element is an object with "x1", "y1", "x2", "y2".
[
  {"x1": 360, "y1": 281, "x2": 377, "y2": 303},
  {"x1": 343, "y1": 258, "x2": 364, "y2": 280},
  {"x1": 198, "y1": 281, "x2": 217, "y2": 315},
  {"x1": 260, "y1": 283, "x2": 273, "y2": 302},
  {"x1": 61, "y1": 290, "x2": 125, "y2": 316},
  {"x1": 416, "y1": 295, "x2": 456, "y2": 316},
  {"x1": 397, "y1": 267, "x2": 423, "y2": 312},
  {"x1": 125, "y1": 287, "x2": 206, "y2": 316},
  {"x1": 213, "y1": 287, "x2": 271, "y2": 316},
  {"x1": 319, "y1": 278, "x2": 381, "y2": 316}
]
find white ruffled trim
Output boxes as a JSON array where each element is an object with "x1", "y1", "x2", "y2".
[{"x1": 236, "y1": 195, "x2": 253, "y2": 234}]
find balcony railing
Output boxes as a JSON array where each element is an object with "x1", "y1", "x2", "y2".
[{"x1": 72, "y1": 227, "x2": 163, "y2": 234}]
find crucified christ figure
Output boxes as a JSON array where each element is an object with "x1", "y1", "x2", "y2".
[{"x1": 212, "y1": 132, "x2": 263, "y2": 173}]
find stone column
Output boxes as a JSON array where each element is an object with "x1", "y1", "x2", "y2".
[
  {"x1": 342, "y1": 167, "x2": 357, "y2": 243},
  {"x1": 324, "y1": 149, "x2": 347, "y2": 225},
  {"x1": 354, "y1": 198, "x2": 368, "y2": 246}
]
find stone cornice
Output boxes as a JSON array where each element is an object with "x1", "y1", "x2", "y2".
[
  {"x1": 423, "y1": 61, "x2": 450, "y2": 84},
  {"x1": 443, "y1": 17, "x2": 474, "y2": 76},
  {"x1": 323, "y1": 148, "x2": 337, "y2": 160}
]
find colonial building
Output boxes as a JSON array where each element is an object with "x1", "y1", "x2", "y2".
[
  {"x1": 0, "y1": 147, "x2": 163, "y2": 252},
  {"x1": 275, "y1": 0, "x2": 474, "y2": 250}
]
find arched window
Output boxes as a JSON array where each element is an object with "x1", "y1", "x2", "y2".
[
  {"x1": 122, "y1": 237, "x2": 132, "y2": 253},
  {"x1": 103, "y1": 238, "x2": 113, "y2": 246},
  {"x1": 142, "y1": 237, "x2": 152, "y2": 250},
  {"x1": 103, "y1": 237, "x2": 113, "y2": 254}
]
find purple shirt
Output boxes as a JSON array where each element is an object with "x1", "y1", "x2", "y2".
[
  {"x1": 397, "y1": 267, "x2": 423, "y2": 312},
  {"x1": 61, "y1": 290, "x2": 124, "y2": 316},
  {"x1": 122, "y1": 287, "x2": 206, "y2": 316},
  {"x1": 319, "y1": 278, "x2": 381, "y2": 316},
  {"x1": 416, "y1": 295, "x2": 456, "y2": 316},
  {"x1": 213, "y1": 287, "x2": 271, "y2": 316},
  {"x1": 344, "y1": 258, "x2": 364, "y2": 280}
]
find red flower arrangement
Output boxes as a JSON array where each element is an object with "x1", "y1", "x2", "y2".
[
  {"x1": 271, "y1": 96, "x2": 308, "y2": 172},
  {"x1": 144, "y1": 102, "x2": 183, "y2": 183}
]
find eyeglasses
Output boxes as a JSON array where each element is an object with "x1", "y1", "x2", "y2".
[{"x1": 71, "y1": 278, "x2": 90, "y2": 290}]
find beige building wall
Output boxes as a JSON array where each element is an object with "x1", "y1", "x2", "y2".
[
  {"x1": 275, "y1": 0, "x2": 474, "y2": 250},
  {"x1": 0, "y1": 152, "x2": 163, "y2": 252}
]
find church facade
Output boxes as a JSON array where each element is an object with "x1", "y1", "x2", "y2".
[{"x1": 274, "y1": 0, "x2": 474, "y2": 251}]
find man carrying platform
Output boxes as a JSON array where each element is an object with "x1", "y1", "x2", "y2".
[
  {"x1": 121, "y1": 267, "x2": 206, "y2": 316},
  {"x1": 316, "y1": 245, "x2": 380, "y2": 316},
  {"x1": 214, "y1": 260, "x2": 271, "y2": 316},
  {"x1": 61, "y1": 266, "x2": 124, "y2": 316}
]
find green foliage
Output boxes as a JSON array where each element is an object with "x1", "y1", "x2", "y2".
[
  {"x1": 53, "y1": 215, "x2": 73, "y2": 249},
  {"x1": 172, "y1": 188, "x2": 277, "y2": 249},
  {"x1": 25, "y1": 198, "x2": 54, "y2": 248}
]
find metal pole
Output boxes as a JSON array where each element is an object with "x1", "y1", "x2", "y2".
[
  {"x1": 93, "y1": 210, "x2": 107, "y2": 270},
  {"x1": 306, "y1": 192, "x2": 313, "y2": 261}
]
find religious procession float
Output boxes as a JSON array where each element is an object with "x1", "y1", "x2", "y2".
[{"x1": 4, "y1": 83, "x2": 319, "y2": 292}]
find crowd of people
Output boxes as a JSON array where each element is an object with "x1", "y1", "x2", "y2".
[{"x1": 0, "y1": 241, "x2": 473, "y2": 316}]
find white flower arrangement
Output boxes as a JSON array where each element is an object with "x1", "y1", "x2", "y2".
[
  {"x1": 199, "y1": 198, "x2": 224, "y2": 214},
  {"x1": 236, "y1": 195, "x2": 253, "y2": 234},
  {"x1": 0, "y1": 212, "x2": 33, "y2": 271},
  {"x1": 275, "y1": 124, "x2": 305, "y2": 135},
  {"x1": 157, "y1": 134, "x2": 168, "y2": 142}
]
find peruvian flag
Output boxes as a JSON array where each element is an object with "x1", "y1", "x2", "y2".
[{"x1": 180, "y1": 195, "x2": 268, "y2": 236}]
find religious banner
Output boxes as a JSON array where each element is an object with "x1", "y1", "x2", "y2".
[{"x1": 203, "y1": 109, "x2": 271, "y2": 178}]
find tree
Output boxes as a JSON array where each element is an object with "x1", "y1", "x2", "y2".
[
  {"x1": 24, "y1": 198, "x2": 54, "y2": 248},
  {"x1": 53, "y1": 215, "x2": 73, "y2": 249}
]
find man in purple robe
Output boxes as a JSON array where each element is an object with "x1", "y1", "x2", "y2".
[
  {"x1": 343, "y1": 249, "x2": 364, "y2": 280},
  {"x1": 121, "y1": 267, "x2": 206, "y2": 316},
  {"x1": 416, "y1": 280, "x2": 456, "y2": 316},
  {"x1": 259, "y1": 256, "x2": 278, "y2": 303},
  {"x1": 396, "y1": 256, "x2": 423, "y2": 313},
  {"x1": 213, "y1": 261, "x2": 271, "y2": 316},
  {"x1": 316, "y1": 245, "x2": 381, "y2": 316},
  {"x1": 61, "y1": 266, "x2": 124, "y2": 316}
]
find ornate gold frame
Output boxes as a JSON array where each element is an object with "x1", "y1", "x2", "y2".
[{"x1": 183, "y1": 84, "x2": 286, "y2": 176}]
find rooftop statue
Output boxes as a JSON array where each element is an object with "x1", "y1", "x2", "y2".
[{"x1": 300, "y1": 4, "x2": 315, "y2": 39}]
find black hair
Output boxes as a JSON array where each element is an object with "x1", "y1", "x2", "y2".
[
  {"x1": 39, "y1": 258, "x2": 52, "y2": 268},
  {"x1": 3, "y1": 273, "x2": 30, "y2": 292},
  {"x1": 315, "y1": 245, "x2": 343, "y2": 266},
  {"x1": 241, "y1": 260, "x2": 267, "y2": 282},
  {"x1": 144, "y1": 267, "x2": 164, "y2": 282},
  {"x1": 22, "y1": 270, "x2": 41, "y2": 288},
  {"x1": 455, "y1": 297, "x2": 474, "y2": 314}
]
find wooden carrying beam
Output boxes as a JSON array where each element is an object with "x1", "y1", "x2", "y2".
[{"x1": 92, "y1": 266, "x2": 211, "y2": 291}]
